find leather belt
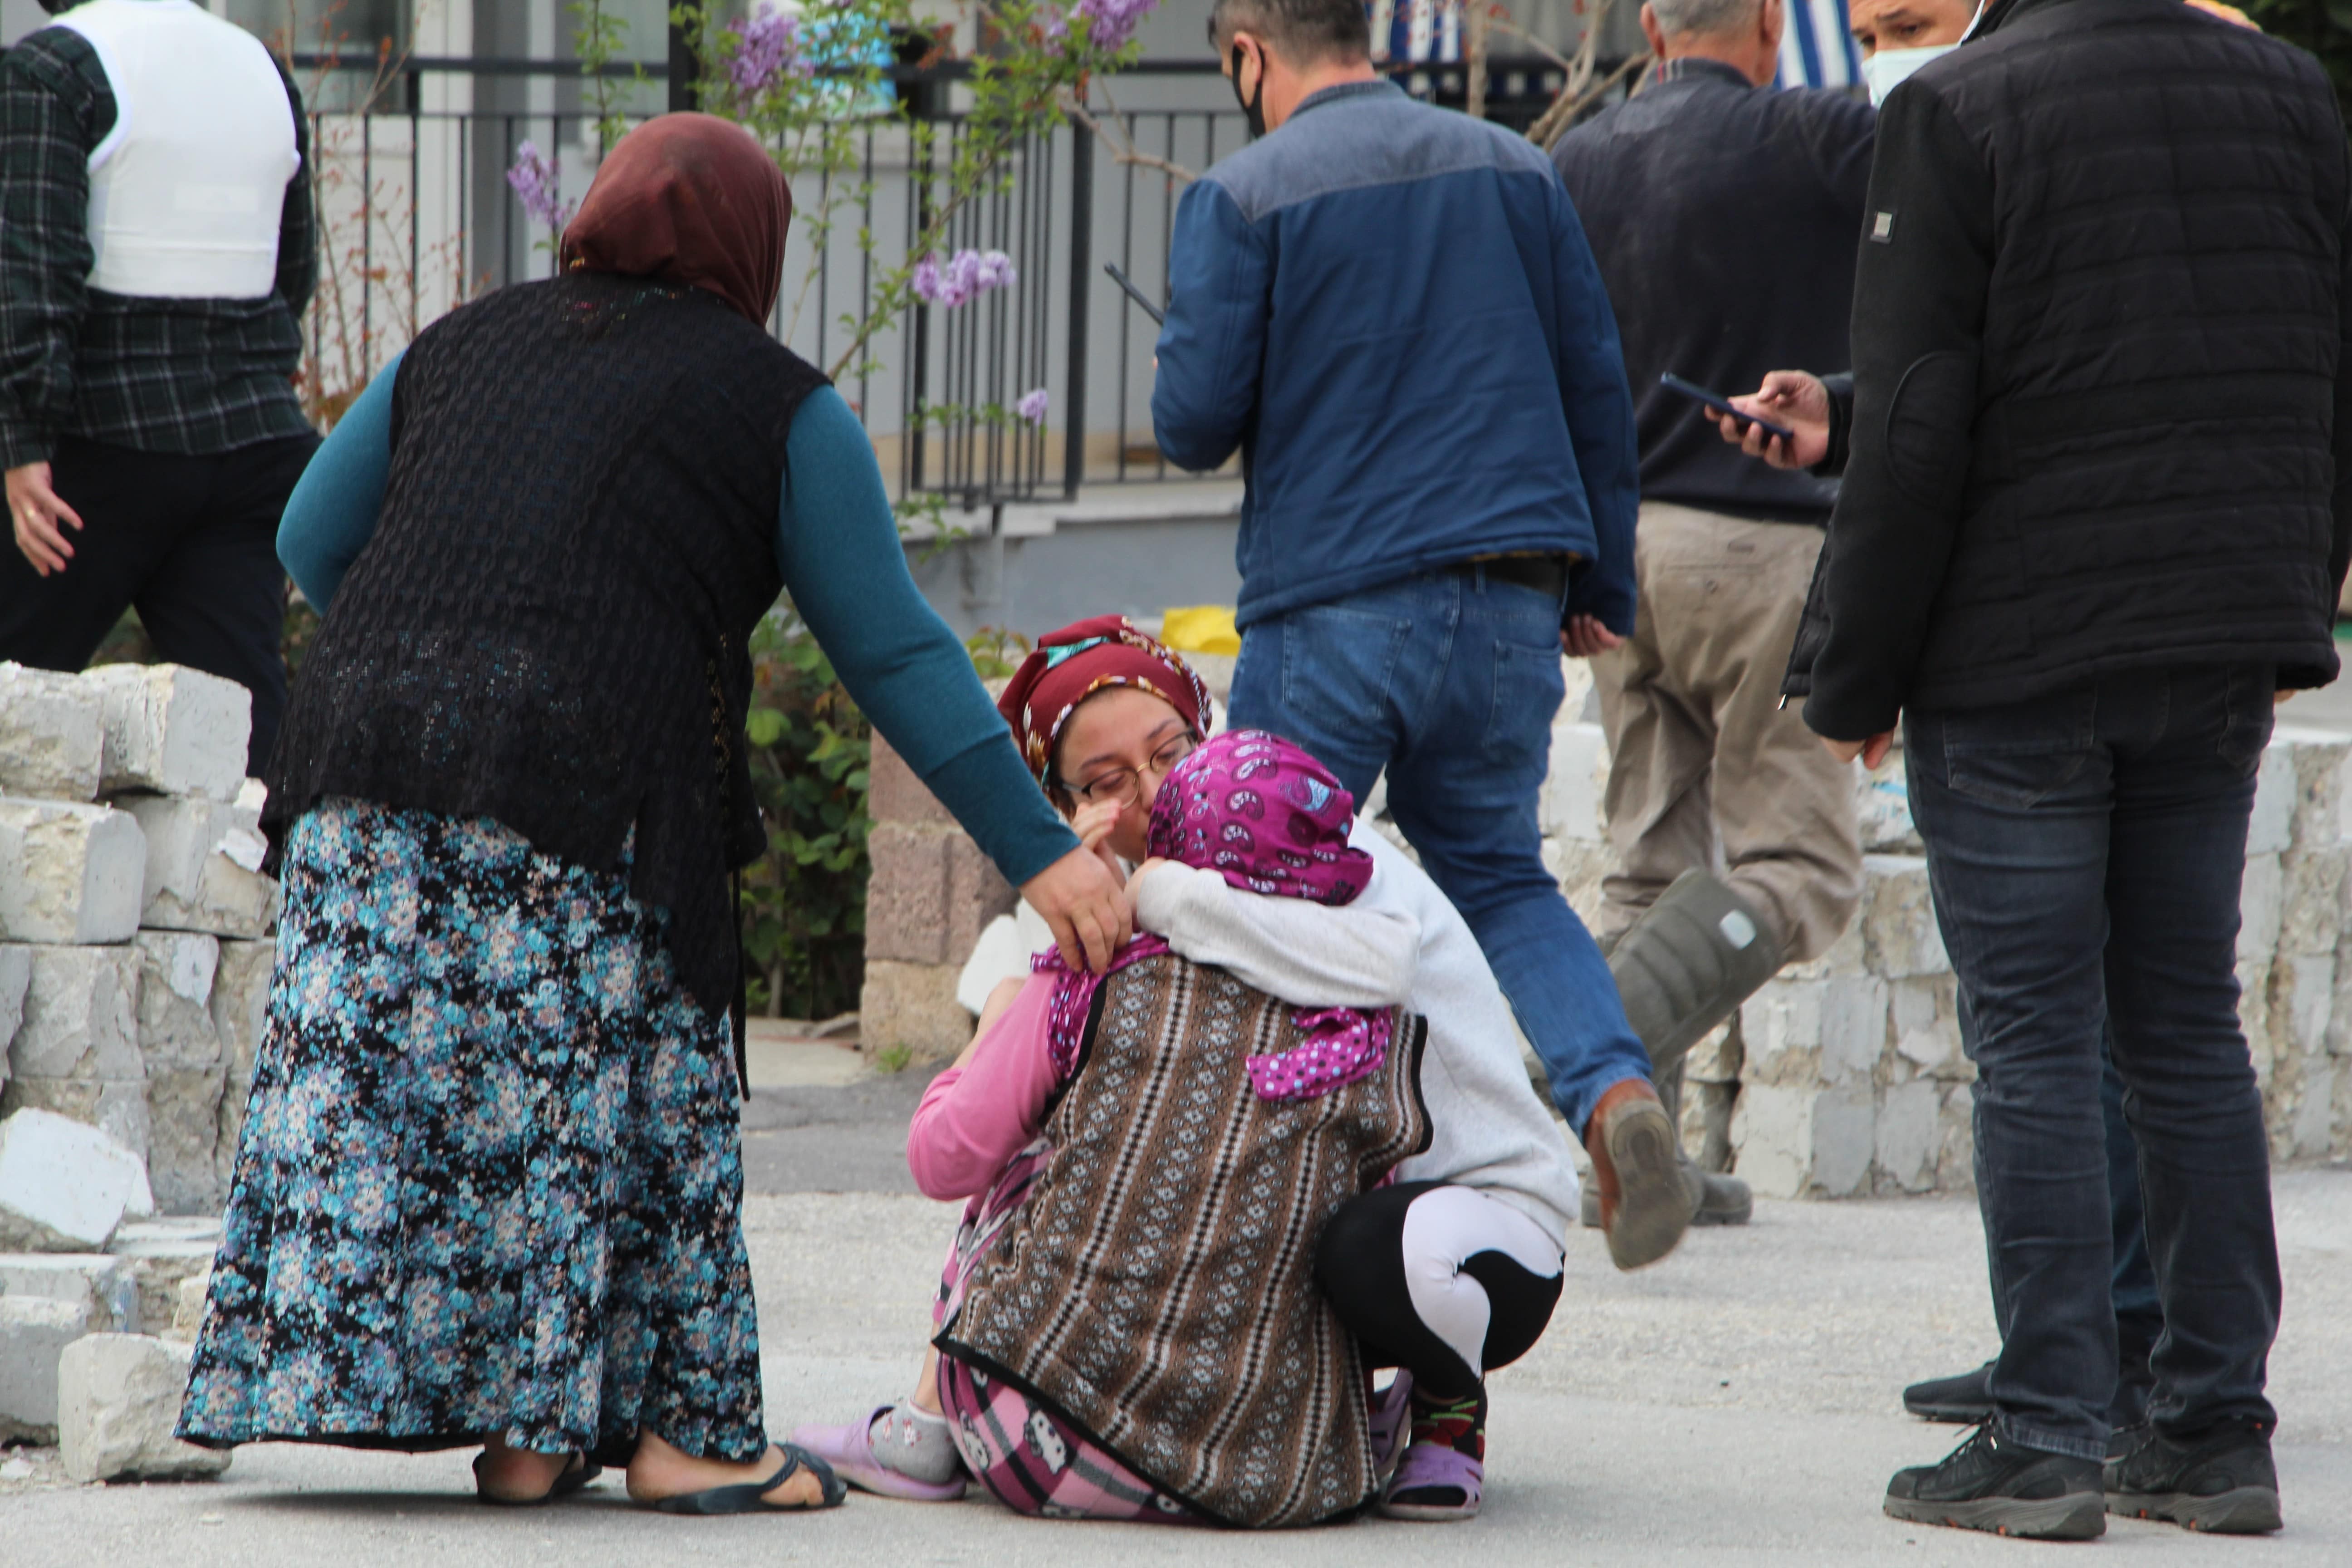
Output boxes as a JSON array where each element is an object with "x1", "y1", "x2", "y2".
[{"x1": 1454, "y1": 553, "x2": 1570, "y2": 600}]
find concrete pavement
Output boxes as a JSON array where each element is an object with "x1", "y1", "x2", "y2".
[{"x1": 6, "y1": 1102, "x2": 2347, "y2": 1565}]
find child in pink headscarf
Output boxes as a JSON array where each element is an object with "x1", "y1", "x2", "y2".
[{"x1": 789, "y1": 730, "x2": 1419, "y2": 1517}]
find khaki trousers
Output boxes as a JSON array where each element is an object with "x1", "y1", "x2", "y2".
[{"x1": 1591, "y1": 501, "x2": 1862, "y2": 964}]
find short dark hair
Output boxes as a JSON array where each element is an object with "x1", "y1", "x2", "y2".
[{"x1": 1207, "y1": 0, "x2": 1372, "y2": 64}]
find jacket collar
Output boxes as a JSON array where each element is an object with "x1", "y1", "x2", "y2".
[
  {"x1": 1291, "y1": 77, "x2": 1405, "y2": 121},
  {"x1": 1975, "y1": 0, "x2": 2089, "y2": 38},
  {"x1": 1657, "y1": 56, "x2": 1757, "y2": 89}
]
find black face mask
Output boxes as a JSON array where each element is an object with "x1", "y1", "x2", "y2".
[{"x1": 1229, "y1": 42, "x2": 1268, "y2": 138}]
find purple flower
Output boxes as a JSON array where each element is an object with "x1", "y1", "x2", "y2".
[
  {"x1": 1016, "y1": 388, "x2": 1049, "y2": 424},
  {"x1": 910, "y1": 248, "x2": 1019, "y2": 309},
  {"x1": 505, "y1": 141, "x2": 574, "y2": 231},
  {"x1": 974, "y1": 250, "x2": 1018, "y2": 290},
  {"x1": 730, "y1": 3, "x2": 802, "y2": 97},
  {"x1": 1072, "y1": 0, "x2": 1156, "y2": 52}
]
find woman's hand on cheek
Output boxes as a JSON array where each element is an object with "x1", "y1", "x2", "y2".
[
  {"x1": 1072, "y1": 798, "x2": 1121, "y2": 850},
  {"x1": 1071, "y1": 799, "x2": 1126, "y2": 877}
]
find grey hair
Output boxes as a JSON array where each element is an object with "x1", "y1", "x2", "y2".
[
  {"x1": 1647, "y1": 0, "x2": 1762, "y2": 38},
  {"x1": 1206, "y1": 0, "x2": 1372, "y2": 63}
]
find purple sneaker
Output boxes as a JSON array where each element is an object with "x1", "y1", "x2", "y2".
[
  {"x1": 785, "y1": 1406, "x2": 966, "y2": 1502},
  {"x1": 1378, "y1": 1441, "x2": 1484, "y2": 1523}
]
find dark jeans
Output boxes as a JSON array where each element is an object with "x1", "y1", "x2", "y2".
[
  {"x1": 1227, "y1": 566, "x2": 1651, "y2": 1133},
  {"x1": 1906, "y1": 665, "x2": 2281, "y2": 1459},
  {"x1": 0, "y1": 432, "x2": 317, "y2": 774},
  {"x1": 2100, "y1": 1035, "x2": 2163, "y2": 1428}
]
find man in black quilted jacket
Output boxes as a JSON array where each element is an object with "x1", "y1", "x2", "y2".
[{"x1": 1770, "y1": 0, "x2": 2351, "y2": 1542}]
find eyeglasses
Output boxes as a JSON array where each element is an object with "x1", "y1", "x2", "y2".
[{"x1": 1066, "y1": 731, "x2": 1198, "y2": 808}]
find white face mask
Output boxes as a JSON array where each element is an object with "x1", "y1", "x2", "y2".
[
  {"x1": 1860, "y1": 0, "x2": 1988, "y2": 106},
  {"x1": 1862, "y1": 43, "x2": 1957, "y2": 104}
]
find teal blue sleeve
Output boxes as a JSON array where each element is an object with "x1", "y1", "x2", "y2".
[
  {"x1": 776, "y1": 386, "x2": 1080, "y2": 887},
  {"x1": 278, "y1": 349, "x2": 402, "y2": 612}
]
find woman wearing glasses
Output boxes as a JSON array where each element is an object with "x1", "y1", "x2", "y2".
[{"x1": 793, "y1": 618, "x2": 1580, "y2": 1524}]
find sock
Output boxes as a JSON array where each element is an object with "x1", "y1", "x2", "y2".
[
  {"x1": 867, "y1": 1400, "x2": 963, "y2": 1484},
  {"x1": 1407, "y1": 1388, "x2": 1487, "y2": 1462}
]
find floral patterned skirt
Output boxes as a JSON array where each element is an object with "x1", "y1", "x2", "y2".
[{"x1": 178, "y1": 799, "x2": 765, "y2": 1464}]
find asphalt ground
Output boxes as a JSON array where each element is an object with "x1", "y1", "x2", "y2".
[{"x1": 7, "y1": 1052, "x2": 2347, "y2": 1566}]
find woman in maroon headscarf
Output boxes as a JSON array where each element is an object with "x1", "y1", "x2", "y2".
[{"x1": 175, "y1": 115, "x2": 1126, "y2": 1513}]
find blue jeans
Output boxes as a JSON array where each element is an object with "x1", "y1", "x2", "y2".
[
  {"x1": 1906, "y1": 666, "x2": 2281, "y2": 1460},
  {"x1": 1227, "y1": 567, "x2": 1651, "y2": 1134}
]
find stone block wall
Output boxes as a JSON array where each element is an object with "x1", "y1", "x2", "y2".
[
  {"x1": 860, "y1": 652, "x2": 2352, "y2": 1190},
  {"x1": 1536, "y1": 706, "x2": 2352, "y2": 1198},
  {"x1": 858, "y1": 731, "x2": 1017, "y2": 1063},
  {"x1": 0, "y1": 662, "x2": 278, "y2": 1216}
]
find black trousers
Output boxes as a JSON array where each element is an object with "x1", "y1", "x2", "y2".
[
  {"x1": 0, "y1": 432, "x2": 317, "y2": 774},
  {"x1": 1316, "y1": 1181, "x2": 1565, "y2": 1401}
]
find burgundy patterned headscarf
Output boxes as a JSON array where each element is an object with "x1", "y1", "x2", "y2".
[
  {"x1": 996, "y1": 616, "x2": 1214, "y2": 788},
  {"x1": 1034, "y1": 730, "x2": 1391, "y2": 1102}
]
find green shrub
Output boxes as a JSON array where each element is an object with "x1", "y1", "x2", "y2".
[{"x1": 740, "y1": 605, "x2": 872, "y2": 1021}]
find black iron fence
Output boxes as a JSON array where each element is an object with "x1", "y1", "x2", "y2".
[
  {"x1": 5, "y1": 49, "x2": 1592, "y2": 505},
  {"x1": 284, "y1": 59, "x2": 1254, "y2": 508}
]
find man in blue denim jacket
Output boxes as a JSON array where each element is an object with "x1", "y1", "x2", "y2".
[{"x1": 1152, "y1": 0, "x2": 1687, "y2": 1275}]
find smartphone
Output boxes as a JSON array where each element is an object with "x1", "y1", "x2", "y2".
[
  {"x1": 1659, "y1": 372, "x2": 1797, "y2": 442},
  {"x1": 1104, "y1": 262, "x2": 1166, "y2": 326}
]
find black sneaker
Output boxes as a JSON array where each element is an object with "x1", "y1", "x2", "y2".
[
  {"x1": 1884, "y1": 1423, "x2": 2106, "y2": 1539},
  {"x1": 1904, "y1": 1361, "x2": 1995, "y2": 1423},
  {"x1": 2104, "y1": 1419, "x2": 2281, "y2": 1534}
]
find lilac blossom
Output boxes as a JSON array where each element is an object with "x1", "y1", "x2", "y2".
[
  {"x1": 505, "y1": 141, "x2": 574, "y2": 230},
  {"x1": 910, "y1": 248, "x2": 1018, "y2": 309},
  {"x1": 730, "y1": 3, "x2": 804, "y2": 97},
  {"x1": 1072, "y1": 0, "x2": 1156, "y2": 51},
  {"x1": 1016, "y1": 388, "x2": 1049, "y2": 424}
]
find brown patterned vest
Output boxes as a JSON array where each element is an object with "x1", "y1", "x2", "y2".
[{"x1": 937, "y1": 953, "x2": 1431, "y2": 1528}]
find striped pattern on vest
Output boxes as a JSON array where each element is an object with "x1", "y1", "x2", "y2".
[{"x1": 938, "y1": 953, "x2": 1431, "y2": 1528}]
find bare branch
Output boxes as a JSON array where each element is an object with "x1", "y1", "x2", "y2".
[
  {"x1": 1523, "y1": 0, "x2": 1649, "y2": 154},
  {"x1": 1485, "y1": 14, "x2": 1578, "y2": 73},
  {"x1": 1063, "y1": 93, "x2": 1198, "y2": 185}
]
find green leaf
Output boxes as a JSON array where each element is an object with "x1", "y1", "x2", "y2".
[{"x1": 745, "y1": 708, "x2": 787, "y2": 748}]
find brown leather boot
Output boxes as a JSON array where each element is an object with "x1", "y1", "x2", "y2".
[{"x1": 1583, "y1": 1078, "x2": 1690, "y2": 1270}]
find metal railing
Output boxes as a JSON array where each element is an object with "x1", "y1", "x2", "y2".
[
  {"x1": 5, "y1": 50, "x2": 1593, "y2": 505},
  {"x1": 289, "y1": 59, "x2": 1252, "y2": 507}
]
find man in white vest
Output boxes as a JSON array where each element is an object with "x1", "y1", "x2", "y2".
[{"x1": 0, "y1": 0, "x2": 317, "y2": 771}]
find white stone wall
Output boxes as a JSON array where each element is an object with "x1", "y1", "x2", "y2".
[
  {"x1": 0, "y1": 661, "x2": 272, "y2": 1446},
  {"x1": 0, "y1": 663, "x2": 278, "y2": 1216},
  {"x1": 1537, "y1": 695, "x2": 2352, "y2": 1198}
]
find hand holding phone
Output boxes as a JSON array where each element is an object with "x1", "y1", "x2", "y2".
[
  {"x1": 1104, "y1": 262, "x2": 1166, "y2": 326},
  {"x1": 1659, "y1": 373, "x2": 1797, "y2": 441}
]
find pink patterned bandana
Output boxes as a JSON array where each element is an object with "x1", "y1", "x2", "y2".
[
  {"x1": 1035, "y1": 731, "x2": 1389, "y2": 1101},
  {"x1": 1147, "y1": 729, "x2": 1374, "y2": 905}
]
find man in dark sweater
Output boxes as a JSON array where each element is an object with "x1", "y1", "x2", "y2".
[
  {"x1": 1764, "y1": 0, "x2": 2349, "y2": 1539},
  {"x1": 1551, "y1": 0, "x2": 1874, "y2": 1227}
]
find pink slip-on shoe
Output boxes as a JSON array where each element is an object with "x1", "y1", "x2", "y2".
[{"x1": 785, "y1": 1406, "x2": 967, "y2": 1502}]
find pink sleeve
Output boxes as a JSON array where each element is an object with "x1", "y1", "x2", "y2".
[{"x1": 905, "y1": 971, "x2": 1063, "y2": 1200}]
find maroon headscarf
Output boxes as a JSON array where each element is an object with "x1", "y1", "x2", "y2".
[
  {"x1": 559, "y1": 113, "x2": 790, "y2": 326},
  {"x1": 996, "y1": 616, "x2": 1214, "y2": 787}
]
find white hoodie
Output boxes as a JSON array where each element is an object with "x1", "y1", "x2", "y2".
[{"x1": 1133, "y1": 818, "x2": 1581, "y2": 1250}]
